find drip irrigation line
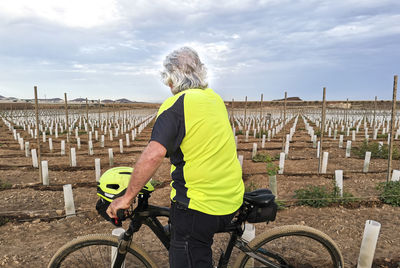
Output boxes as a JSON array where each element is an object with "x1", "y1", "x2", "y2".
[
  {"x1": 277, "y1": 194, "x2": 400, "y2": 203},
  {"x1": 2, "y1": 194, "x2": 400, "y2": 221}
]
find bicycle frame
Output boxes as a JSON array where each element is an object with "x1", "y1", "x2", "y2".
[{"x1": 112, "y1": 194, "x2": 282, "y2": 268}]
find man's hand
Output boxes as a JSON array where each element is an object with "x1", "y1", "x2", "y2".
[
  {"x1": 106, "y1": 141, "x2": 166, "y2": 219},
  {"x1": 106, "y1": 195, "x2": 132, "y2": 219}
]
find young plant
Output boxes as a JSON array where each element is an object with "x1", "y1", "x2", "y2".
[
  {"x1": 294, "y1": 185, "x2": 332, "y2": 208},
  {"x1": 252, "y1": 153, "x2": 279, "y2": 163},
  {"x1": 266, "y1": 162, "x2": 279, "y2": 176},
  {"x1": 352, "y1": 140, "x2": 400, "y2": 160},
  {"x1": 294, "y1": 182, "x2": 356, "y2": 208},
  {"x1": 0, "y1": 180, "x2": 12, "y2": 190},
  {"x1": 245, "y1": 181, "x2": 258, "y2": 193},
  {"x1": 377, "y1": 181, "x2": 400, "y2": 206}
]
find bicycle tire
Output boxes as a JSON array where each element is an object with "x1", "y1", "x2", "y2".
[
  {"x1": 232, "y1": 225, "x2": 344, "y2": 268},
  {"x1": 48, "y1": 234, "x2": 159, "y2": 268}
]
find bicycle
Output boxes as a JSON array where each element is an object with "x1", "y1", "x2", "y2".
[{"x1": 48, "y1": 188, "x2": 344, "y2": 268}]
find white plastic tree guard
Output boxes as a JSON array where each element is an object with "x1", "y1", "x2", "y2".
[
  {"x1": 95, "y1": 158, "x2": 101, "y2": 182},
  {"x1": 345, "y1": 141, "x2": 352, "y2": 158},
  {"x1": 269, "y1": 175, "x2": 277, "y2": 197},
  {"x1": 119, "y1": 139, "x2": 124, "y2": 154},
  {"x1": 357, "y1": 220, "x2": 381, "y2": 268},
  {"x1": 61, "y1": 140, "x2": 66, "y2": 155},
  {"x1": 42, "y1": 160, "x2": 49, "y2": 185},
  {"x1": 252, "y1": 143, "x2": 257, "y2": 159},
  {"x1": 63, "y1": 184, "x2": 76, "y2": 217},
  {"x1": 71, "y1": 148, "x2": 77, "y2": 167},
  {"x1": 112, "y1": 228, "x2": 126, "y2": 267},
  {"x1": 321, "y1": 152, "x2": 329, "y2": 174},
  {"x1": 284, "y1": 135, "x2": 289, "y2": 158},
  {"x1": 126, "y1": 134, "x2": 130, "y2": 147},
  {"x1": 49, "y1": 138, "x2": 53, "y2": 152},
  {"x1": 238, "y1": 155, "x2": 244, "y2": 168},
  {"x1": 391, "y1": 170, "x2": 400, "y2": 181},
  {"x1": 31, "y1": 149, "x2": 38, "y2": 168},
  {"x1": 101, "y1": 135, "x2": 105, "y2": 147},
  {"x1": 363, "y1": 152, "x2": 371, "y2": 173},
  {"x1": 242, "y1": 223, "x2": 255, "y2": 242},
  {"x1": 25, "y1": 142, "x2": 30, "y2": 157},
  {"x1": 108, "y1": 148, "x2": 114, "y2": 167},
  {"x1": 334, "y1": 170, "x2": 343, "y2": 197},
  {"x1": 88, "y1": 140, "x2": 94, "y2": 155},
  {"x1": 278, "y1": 152, "x2": 285, "y2": 174}
]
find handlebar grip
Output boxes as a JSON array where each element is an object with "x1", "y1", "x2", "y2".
[{"x1": 116, "y1": 209, "x2": 126, "y2": 220}]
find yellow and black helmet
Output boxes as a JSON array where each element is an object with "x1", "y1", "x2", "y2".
[{"x1": 97, "y1": 167, "x2": 154, "y2": 202}]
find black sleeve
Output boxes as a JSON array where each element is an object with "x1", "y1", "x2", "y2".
[{"x1": 150, "y1": 94, "x2": 185, "y2": 156}]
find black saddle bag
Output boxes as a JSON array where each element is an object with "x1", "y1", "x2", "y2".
[{"x1": 244, "y1": 189, "x2": 277, "y2": 223}]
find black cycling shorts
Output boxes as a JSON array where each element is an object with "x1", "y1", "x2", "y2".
[{"x1": 169, "y1": 202, "x2": 235, "y2": 268}]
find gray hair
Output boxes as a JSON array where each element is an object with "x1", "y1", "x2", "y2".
[{"x1": 161, "y1": 47, "x2": 208, "y2": 94}]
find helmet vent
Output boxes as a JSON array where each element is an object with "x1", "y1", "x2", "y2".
[
  {"x1": 106, "y1": 184, "x2": 120, "y2": 190},
  {"x1": 119, "y1": 172, "x2": 132, "y2": 175}
]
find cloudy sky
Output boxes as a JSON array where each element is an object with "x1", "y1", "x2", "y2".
[{"x1": 0, "y1": 0, "x2": 399, "y2": 102}]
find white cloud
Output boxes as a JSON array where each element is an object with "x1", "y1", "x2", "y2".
[
  {"x1": 0, "y1": 0, "x2": 120, "y2": 28},
  {"x1": 79, "y1": 45, "x2": 116, "y2": 54},
  {"x1": 0, "y1": 0, "x2": 399, "y2": 101}
]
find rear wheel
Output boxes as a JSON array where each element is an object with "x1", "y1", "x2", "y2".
[
  {"x1": 48, "y1": 234, "x2": 158, "y2": 268},
  {"x1": 233, "y1": 225, "x2": 344, "y2": 268}
]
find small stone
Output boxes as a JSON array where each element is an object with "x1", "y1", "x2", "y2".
[
  {"x1": 32, "y1": 219, "x2": 40, "y2": 224},
  {"x1": 56, "y1": 210, "x2": 63, "y2": 216},
  {"x1": 300, "y1": 221, "x2": 305, "y2": 225}
]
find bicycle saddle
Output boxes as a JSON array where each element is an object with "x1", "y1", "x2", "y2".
[{"x1": 244, "y1": 189, "x2": 275, "y2": 207}]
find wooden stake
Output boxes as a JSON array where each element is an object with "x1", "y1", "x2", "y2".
[
  {"x1": 345, "y1": 98, "x2": 349, "y2": 125},
  {"x1": 260, "y1": 93, "x2": 263, "y2": 141},
  {"x1": 260, "y1": 93, "x2": 263, "y2": 121},
  {"x1": 86, "y1": 98, "x2": 89, "y2": 122},
  {"x1": 118, "y1": 103, "x2": 121, "y2": 125},
  {"x1": 34, "y1": 86, "x2": 43, "y2": 183},
  {"x1": 244, "y1": 96, "x2": 247, "y2": 130},
  {"x1": 318, "y1": 87, "x2": 327, "y2": 174},
  {"x1": 373, "y1": 96, "x2": 377, "y2": 129},
  {"x1": 387, "y1": 75, "x2": 398, "y2": 182},
  {"x1": 64, "y1": 93, "x2": 71, "y2": 166},
  {"x1": 86, "y1": 98, "x2": 89, "y2": 140},
  {"x1": 98, "y1": 99, "x2": 101, "y2": 125},
  {"x1": 113, "y1": 103, "x2": 116, "y2": 125},
  {"x1": 231, "y1": 98, "x2": 234, "y2": 125},
  {"x1": 282, "y1": 92, "x2": 287, "y2": 151}
]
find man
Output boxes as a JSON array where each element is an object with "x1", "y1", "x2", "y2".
[{"x1": 107, "y1": 47, "x2": 244, "y2": 267}]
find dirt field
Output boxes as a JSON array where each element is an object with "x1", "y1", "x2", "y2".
[{"x1": 0, "y1": 110, "x2": 399, "y2": 267}]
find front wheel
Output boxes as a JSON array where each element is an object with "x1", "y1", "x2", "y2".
[
  {"x1": 233, "y1": 225, "x2": 344, "y2": 268},
  {"x1": 48, "y1": 234, "x2": 158, "y2": 268}
]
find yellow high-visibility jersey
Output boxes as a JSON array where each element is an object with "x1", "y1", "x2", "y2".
[{"x1": 151, "y1": 88, "x2": 244, "y2": 215}]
